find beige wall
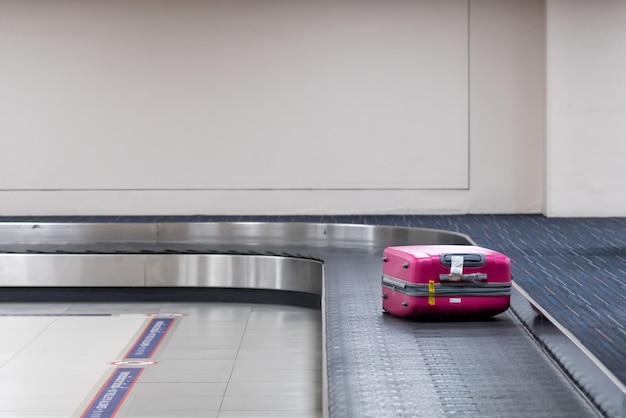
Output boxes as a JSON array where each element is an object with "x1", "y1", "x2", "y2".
[
  {"x1": 470, "y1": 0, "x2": 545, "y2": 214},
  {"x1": 546, "y1": 0, "x2": 626, "y2": 216},
  {"x1": 0, "y1": 0, "x2": 546, "y2": 215}
]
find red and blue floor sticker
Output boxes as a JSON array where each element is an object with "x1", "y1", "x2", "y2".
[
  {"x1": 81, "y1": 368, "x2": 143, "y2": 418},
  {"x1": 80, "y1": 316, "x2": 177, "y2": 417},
  {"x1": 125, "y1": 318, "x2": 175, "y2": 359}
]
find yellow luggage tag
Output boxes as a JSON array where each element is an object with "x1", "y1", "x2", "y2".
[{"x1": 428, "y1": 280, "x2": 435, "y2": 305}]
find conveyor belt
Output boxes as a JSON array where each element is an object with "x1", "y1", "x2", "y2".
[
  {"x1": 0, "y1": 220, "x2": 616, "y2": 417},
  {"x1": 319, "y1": 247, "x2": 598, "y2": 418}
]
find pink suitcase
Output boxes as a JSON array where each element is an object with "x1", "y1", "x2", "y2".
[{"x1": 382, "y1": 245, "x2": 511, "y2": 318}]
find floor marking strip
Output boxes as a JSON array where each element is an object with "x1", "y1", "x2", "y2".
[
  {"x1": 80, "y1": 367, "x2": 143, "y2": 418},
  {"x1": 79, "y1": 316, "x2": 179, "y2": 417},
  {"x1": 125, "y1": 317, "x2": 175, "y2": 359}
]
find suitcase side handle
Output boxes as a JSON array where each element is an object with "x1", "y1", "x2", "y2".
[
  {"x1": 439, "y1": 253, "x2": 485, "y2": 267},
  {"x1": 439, "y1": 273, "x2": 487, "y2": 283}
]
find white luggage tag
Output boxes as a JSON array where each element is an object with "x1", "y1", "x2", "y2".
[{"x1": 449, "y1": 255, "x2": 464, "y2": 281}]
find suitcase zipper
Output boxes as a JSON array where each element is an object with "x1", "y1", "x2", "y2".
[{"x1": 382, "y1": 275, "x2": 511, "y2": 297}]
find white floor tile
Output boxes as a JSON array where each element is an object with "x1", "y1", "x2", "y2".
[
  {"x1": 236, "y1": 348, "x2": 321, "y2": 360},
  {"x1": 164, "y1": 338, "x2": 243, "y2": 349},
  {"x1": 239, "y1": 338, "x2": 320, "y2": 350},
  {"x1": 245, "y1": 320, "x2": 321, "y2": 331},
  {"x1": 0, "y1": 369, "x2": 105, "y2": 384},
  {"x1": 141, "y1": 368, "x2": 234, "y2": 383},
  {"x1": 119, "y1": 412, "x2": 218, "y2": 418},
  {"x1": 152, "y1": 359, "x2": 235, "y2": 371},
  {"x1": 0, "y1": 352, "x2": 15, "y2": 365},
  {"x1": 220, "y1": 395, "x2": 319, "y2": 411},
  {"x1": 122, "y1": 395, "x2": 223, "y2": 411},
  {"x1": 225, "y1": 382, "x2": 321, "y2": 397},
  {"x1": 0, "y1": 316, "x2": 57, "y2": 330},
  {"x1": 0, "y1": 318, "x2": 58, "y2": 352},
  {"x1": 64, "y1": 303, "x2": 163, "y2": 314},
  {"x1": 0, "y1": 378, "x2": 99, "y2": 396},
  {"x1": 32, "y1": 330, "x2": 142, "y2": 341},
  {"x1": 44, "y1": 315, "x2": 147, "y2": 331},
  {"x1": 0, "y1": 412, "x2": 77, "y2": 418},
  {"x1": 175, "y1": 321, "x2": 247, "y2": 332},
  {"x1": 1, "y1": 357, "x2": 114, "y2": 372},
  {"x1": 0, "y1": 396, "x2": 84, "y2": 412},
  {"x1": 0, "y1": 301, "x2": 323, "y2": 417},
  {"x1": 233, "y1": 357, "x2": 320, "y2": 371},
  {"x1": 0, "y1": 303, "x2": 71, "y2": 314},
  {"x1": 229, "y1": 369, "x2": 322, "y2": 383},
  {"x1": 242, "y1": 328, "x2": 320, "y2": 339},
  {"x1": 13, "y1": 339, "x2": 134, "y2": 360},
  {"x1": 218, "y1": 412, "x2": 322, "y2": 418},
  {"x1": 160, "y1": 306, "x2": 251, "y2": 321},
  {"x1": 158, "y1": 348, "x2": 238, "y2": 360},
  {"x1": 173, "y1": 329, "x2": 245, "y2": 339},
  {"x1": 131, "y1": 382, "x2": 228, "y2": 396}
]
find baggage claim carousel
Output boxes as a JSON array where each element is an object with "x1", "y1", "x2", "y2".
[{"x1": 0, "y1": 217, "x2": 624, "y2": 418}]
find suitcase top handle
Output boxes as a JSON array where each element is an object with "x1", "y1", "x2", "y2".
[{"x1": 440, "y1": 253, "x2": 485, "y2": 267}]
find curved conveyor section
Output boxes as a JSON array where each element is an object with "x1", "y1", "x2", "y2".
[{"x1": 0, "y1": 222, "x2": 621, "y2": 417}]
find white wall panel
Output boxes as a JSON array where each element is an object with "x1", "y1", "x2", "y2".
[
  {"x1": 0, "y1": 0, "x2": 468, "y2": 191},
  {"x1": 0, "y1": 0, "x2": 550, "y2": 215},
  {"x1": 0, "y1": 189, "x2": 471, "y2": 216},
  {"x1": 469, "y1": 0, "x2": 545, "y2": 213},
  {"x1": 546, "y1": 0, "x2": 626, "y2": 216}
]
